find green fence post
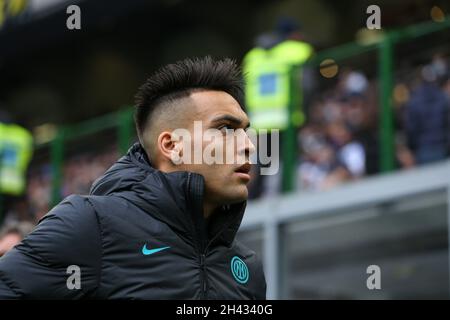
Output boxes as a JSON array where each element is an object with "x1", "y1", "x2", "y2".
[
  {"x1": 378, "y1": 33, "x2": 395, "y2": 172},
  {"x1": 118, "y1": 108, "x2": 134, "y2": 155},
  {"x1": 50, "y1": 127, "x2": 65, "y2": 206}
]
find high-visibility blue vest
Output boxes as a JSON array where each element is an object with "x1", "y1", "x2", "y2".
[
  {"x1": 0, "y1": 123, "x2": 33, "y2": 195},
  {"x1": 243, "y1": 40, "x2": 313, "y2": 130}
]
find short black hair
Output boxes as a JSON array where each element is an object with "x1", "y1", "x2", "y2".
[{"x1": 134, "y1": 56, "x2": 245, "y2": 143}]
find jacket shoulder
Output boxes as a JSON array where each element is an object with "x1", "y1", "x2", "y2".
[
  {"x1": 0, "y1": 195, "x2": 102, "y2": 299},
  {"x1": 24, "y1": 194, "x2": 102, "y2": 265}
]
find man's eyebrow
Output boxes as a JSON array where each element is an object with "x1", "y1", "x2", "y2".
[{"x1": 211, "y1": 115, "x2": 251, "y2": 128}]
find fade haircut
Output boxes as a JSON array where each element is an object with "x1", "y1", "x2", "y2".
[{"x1": 134, "y1": 56, "x2": 245, "y2": 147}]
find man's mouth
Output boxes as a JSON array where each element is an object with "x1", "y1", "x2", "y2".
[{"x1": 234, "y1": 163, "x2": 251, "y2": 181}]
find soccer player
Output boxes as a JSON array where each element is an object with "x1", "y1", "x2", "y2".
[{"x1": 0, "y1": 56, "x2": 266, "y2": 299}]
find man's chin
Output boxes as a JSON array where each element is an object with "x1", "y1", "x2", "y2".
[{"x1": 225, "y1": 189, "x2": 249, "y2": 204}]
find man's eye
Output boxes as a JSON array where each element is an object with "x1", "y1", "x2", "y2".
[{"x1": 220, "y1": 125, "x2": 235, "y2": 135}]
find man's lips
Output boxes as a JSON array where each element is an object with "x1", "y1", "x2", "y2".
[
  {"x1": 234, "y1": 163, "x2": 251, "y2": 182},
  {"x1": 235, "y1": 163, "x2": 251, "y2": 174}
]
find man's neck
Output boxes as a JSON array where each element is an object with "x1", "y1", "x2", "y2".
[{"x1": 203, "y1": 201, "x2": 218, "y2": 219}]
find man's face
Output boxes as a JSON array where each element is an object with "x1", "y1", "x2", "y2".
[{"x1": 175, "y1": 90, "x2": 255, "y2": 206}]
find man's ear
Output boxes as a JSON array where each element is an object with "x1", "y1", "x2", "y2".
[{"x1": 157, "y1": 131, "x2": 182, "y2": 165}]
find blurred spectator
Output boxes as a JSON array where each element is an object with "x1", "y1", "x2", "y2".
[
  {"x1": 340, "y1": 70, "x2": 369, "y2": 95},
  {"x1": 243, "y1": 17, "x2": 314, "y2": 131},
  {"x1": 327, "y1": 121, "x2": 366, "y2": 179},
  {"x1": 243, "y1": 17, "x2": 314, "y2": 198},
  {"x1": 405, "y1": 57, "x2": 449, "y2": 165},
  {"x1": 26, "y1": 170, "x2": 51, "y2": 222},
  {"x1": 442, "y1": 73, "x2": 450, "y2": 99},
  {"x1": 395, "y1": 133, "x2": 416, "y2": 169},
  {"x1": 0, "y1": 221, "x2": 34, "y2": 257},
  {"x1": 291, "y1": 67, "x2": 370, "y2": 194},
  {"x1": 0, "y1": 107, "x2": 33, "y2": 225},
  {"x1": 297, "y1": 126, "x2": 350, "y2": 191}
]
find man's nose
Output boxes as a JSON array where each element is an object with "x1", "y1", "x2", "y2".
[
  {"x1": 236, "y1": 129, "x2": 256, "y2": 158},
  {"x1": 245, "y1": 135, "x2": 256, "y2": 157}
]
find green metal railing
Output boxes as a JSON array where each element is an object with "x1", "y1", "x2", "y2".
[
  {"x1": 47, "y1": 108, "x2": 134, "y2": 205},
  {"x1": 37, "y1": 16, "x2": 450, "y2": 205}
]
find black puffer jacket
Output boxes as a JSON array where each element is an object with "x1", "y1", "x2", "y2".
[{"x1": 0, "y1": 143, "x2": 266, "y2": 299}]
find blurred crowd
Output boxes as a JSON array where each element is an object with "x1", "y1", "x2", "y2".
[
  {"x1": 24, "y1": 147, "x2": 119, "y2": 223},
  {"x1": 249, "y1": 54, "x2": 450, "y2": 198},
  {"x1": 296, "y1": 68, "x2": 377, "y2": 192}
]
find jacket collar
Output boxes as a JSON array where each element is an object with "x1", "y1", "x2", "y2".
[{"x1": 90, "y1": 143, "x2": 246, "y2": 250}]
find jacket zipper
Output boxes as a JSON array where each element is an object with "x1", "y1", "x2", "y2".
[
  {"x1": 188, "y1": 173, "x2": 243, "y2": 300},
  {"x1": 188, "y1": 172, "x2": 209, "y2": 299},
  {"x1": 200, "y1": 253, "x2": 207, "y2": 299}
]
